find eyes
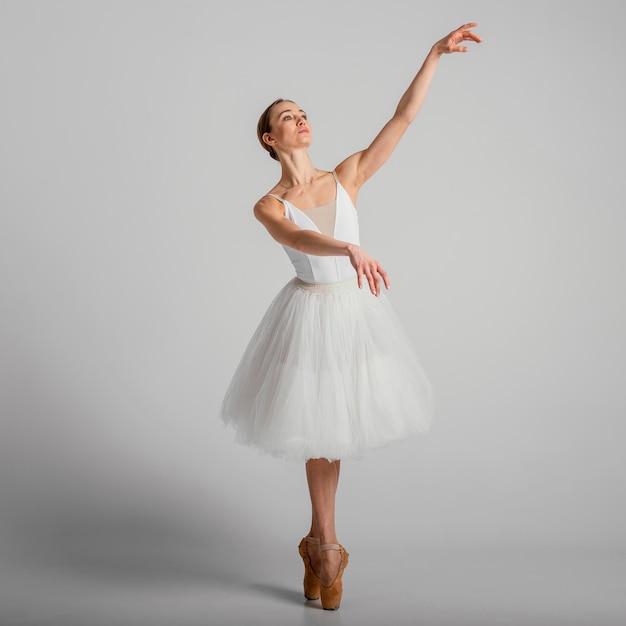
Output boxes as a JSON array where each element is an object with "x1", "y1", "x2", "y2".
[{"x1": 281, "y1": 113, "x2": 307, "y2": 122}]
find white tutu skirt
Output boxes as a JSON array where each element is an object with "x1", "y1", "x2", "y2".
[{"x1": 220, "y1": 276, "x2": 433, "y2": 462}]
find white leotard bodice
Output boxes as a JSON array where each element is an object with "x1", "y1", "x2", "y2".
[{"x1": 267, "y1": 171, "x2": 359, "y2": 284}]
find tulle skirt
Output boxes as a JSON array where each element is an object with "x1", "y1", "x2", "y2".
[{"x1": 220, "y1": 276, "x2": 433, "y2": 462}]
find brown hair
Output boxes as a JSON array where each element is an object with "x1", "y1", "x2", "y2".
[{"x1": 257, "y1": 98, "x2": 289, "y2": 161}]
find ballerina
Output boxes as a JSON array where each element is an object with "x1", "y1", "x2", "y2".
[{"x1": 221, "y1": 22, "x2": 482, "y2": 610}]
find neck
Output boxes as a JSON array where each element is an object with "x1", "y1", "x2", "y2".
[{"x1": 277, "y1": 151, "x2": 317, "y2": 188}]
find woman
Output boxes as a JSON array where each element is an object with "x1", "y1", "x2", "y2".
[{"x1": 221, "y1": 23, "x2": 482, "y2": 610}]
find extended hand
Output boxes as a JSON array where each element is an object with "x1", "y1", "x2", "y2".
[
  {"x1": 347, "y1": 244, "x2": 390, "y2": 296},
  {"x1": 434, "y1": 22, "x2": 482, "y2": 54}
]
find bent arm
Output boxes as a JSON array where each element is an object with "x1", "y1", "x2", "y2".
[
  {"x1": 254, "y1": 196, "x2": 389, "y2": 295},
  {"x1": 254, "y1": 197, "x2": 354, "y2": 257},
  {"x1": 337, "y1": 23, "x2": 481, "y2": 193}
]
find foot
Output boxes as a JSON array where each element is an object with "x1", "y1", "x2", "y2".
[
  {"x1": 306, "y1": 536, "x2": 321, "y2": 578},
  {"x1": 299, "y1": 536, "x2": 321, "y2": 600},
  {"x1": 319, "y1": 544, "x2": 349, "y2": 611},
  {"x1": 320, "y1": 547, "x2": 342, "y2": 587}
]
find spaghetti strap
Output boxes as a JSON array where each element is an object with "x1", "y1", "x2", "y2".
[
  {"x1": 265, "y1": 193, "x2": 284, "y2": 203},
  {"x1": 332, "y1": 170, "x2": 339, "y2": 183}
]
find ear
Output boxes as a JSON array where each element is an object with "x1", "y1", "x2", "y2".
[{"x1": 262, "y1": 132, "x2": 276, "y2": 147}]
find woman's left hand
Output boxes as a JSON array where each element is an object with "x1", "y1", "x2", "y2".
[{"x1": 433, "y1": 23, "x2": 482, "y2": 54}]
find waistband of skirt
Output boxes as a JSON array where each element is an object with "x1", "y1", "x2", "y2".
[{"x1": 293, "y1": 275, "x2": 359, "y2": 294}]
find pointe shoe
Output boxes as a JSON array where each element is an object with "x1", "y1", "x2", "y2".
[
  {"x1": 320, "y1": 543, "x2": 349, "y2": 611},
  {"x1": 298, "y1": 536, "x2": 320, "y2": 600}
]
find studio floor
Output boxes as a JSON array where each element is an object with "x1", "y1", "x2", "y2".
[{"x1": 2, "y1": 543, "x2": 624, "y2": 626}]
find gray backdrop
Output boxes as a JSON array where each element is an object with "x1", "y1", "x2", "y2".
[{"x1": 1, "y1": 1, "x2": 625, "y2": 625}]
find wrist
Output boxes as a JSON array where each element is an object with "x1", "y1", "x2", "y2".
[
  {"x1": 428, "y1": 45, "x2": 443, "y2": 60},
  {"x1": 345, "y1": 243, "x2": 358, "y2": 257}
]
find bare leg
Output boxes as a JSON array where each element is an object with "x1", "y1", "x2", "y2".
[{"x1": 306, "y1": 458, "x2": 342, "y2": 586}]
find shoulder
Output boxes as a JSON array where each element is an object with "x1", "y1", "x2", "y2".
[{"x1": 254, "y1": 194, "x2": 285, "y2": 222}]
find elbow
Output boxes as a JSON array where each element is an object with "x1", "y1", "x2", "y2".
[
  {"x1": 287, "y1": 230, "x2": 323, "y2": 254},
  {"x1": 273, "y1": 228, "x2": 305, "y2": 251},
  {"x1": 393, "y1": 111, "x2": 414, "y2": 127},
  {"x1": 289, "y1": 231, "x2": 308, "y2": 252}
]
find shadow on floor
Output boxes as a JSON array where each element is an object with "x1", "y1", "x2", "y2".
[
  {"x1": 5, "y1": 487, "x2": 254, "y2": 589},
  {"x1": 247, "y1": 582, "x2": 305, "y2": 605}
]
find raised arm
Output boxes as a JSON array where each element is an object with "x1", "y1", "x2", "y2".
[
  {"x1": 254, "y1": 196, "x2": 389, "y2": 295},
  {"x1": 336, "y1": 23, "x2": 482, "y2": 195}
]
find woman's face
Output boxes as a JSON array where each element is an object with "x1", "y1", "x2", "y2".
[{"x1": 264, "y1": 102, "x2": 312, "y2": 153}]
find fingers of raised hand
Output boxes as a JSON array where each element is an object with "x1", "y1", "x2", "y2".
[
  {"x1": 444, "y1": 22, "x2": 481, "y2": 53},
  {"x1": 460, "y1": 28, "x2": 482, "y2": 44}
]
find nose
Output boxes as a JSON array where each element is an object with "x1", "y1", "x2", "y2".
[{"x1": 296, "y1": 115, "x2": 306, "y2": 125}]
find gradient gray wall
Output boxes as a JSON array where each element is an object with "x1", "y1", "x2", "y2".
[{"x1": 1, "y1": 1, "x2": 625, "y2": 624}]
